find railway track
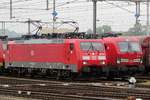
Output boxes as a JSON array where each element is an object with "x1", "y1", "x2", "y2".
[
  {"x1": 0, "y1": 76, "x2": 149, "y2": 100},
  {"x1": 0, "y1": 87, "x2": 123, "y2": 100},
  {"x1": 0, "y1": 88, "x2": 116, "y2": 100}
]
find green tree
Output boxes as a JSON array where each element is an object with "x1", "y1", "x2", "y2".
[
  {"x1": 86, "y1": 29, "x2": 93, "y2": 34},
  {"x1": 0, "y1": 29, "x2": 21, "y2": 37},
  {"x1": 102, "y1": 25, "x2": 112, "y2": 33},
  {"x1": 96, "y1": 25, "x2": 112, "y2": 34},
  {"x1": 96, "y1": 26, "x2": 102, "y2": 34},
  {"x1": 128, "y1": 23, "x2": 147, "y2": 35},
  {"x1": 86, "y1": 25, "x2": 112, "y2": 34}
]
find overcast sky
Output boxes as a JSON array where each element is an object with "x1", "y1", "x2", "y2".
[{"x1": 0, "y1": 0, "x2": 149, "y2": 34}]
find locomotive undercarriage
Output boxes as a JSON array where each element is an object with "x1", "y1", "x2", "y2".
[
  {"x1": 108, "y1": 65, "x2": 145, "y2": 77},
  {"x1": 3, "y1": 63, "x2": 145, "y2": 79},
  {"x1": 4, "y1": 62, "x2": 78, "y2": 79},
  {"x1": 81, "y1": 66, "x2": 109, "y2": 77},
  {"x1": 6, "y1": 67, "x2": 108, "y2": 79},
  {"x1": 5, "y1": 67, "x2": 72, "y2": 79},
  {"x1": 144, "y1": 65, "x2": 150, "y2": 74}
]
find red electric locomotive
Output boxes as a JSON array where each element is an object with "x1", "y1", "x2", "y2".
[
  {"x1": 4, "y1": 38, "x2": 107, "y2": 78},
  {"x1": 102, "y1": 36, "x2": 144, "y2": 76},
  {"x1": 132, "y1": 36, "x2": 150, "y2": 73}
]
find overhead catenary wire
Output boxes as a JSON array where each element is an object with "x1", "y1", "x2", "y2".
[
  {"x1": 105, "y1": 1, "x2": 134, "y2": 14},
  {"x1": 0, "y1": 0, "x2": 34, "y2": 8},
  {"x1": 0, "y1": 0, "x2": 148, "y2": 33},
  {"x1": 0, "y1": 0, "x2": 137, "y2": 16},
  {"x1": 13, "y1": 2, "x2": 137, "y2": 17}
]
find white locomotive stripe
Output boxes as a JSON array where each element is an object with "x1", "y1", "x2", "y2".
[{"x1": 5, "y1": 62, "x2": 77, "y2": 72}]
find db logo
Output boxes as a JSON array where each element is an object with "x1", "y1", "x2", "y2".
[{"x1": 30, "y1": 50, "x2": 34, "y2": 56}]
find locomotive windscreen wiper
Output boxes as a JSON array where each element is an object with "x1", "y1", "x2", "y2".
[
  {"x1": 80, "y1": 42, "x2": 100, "y2": 52},
  {"x1": 87, "y1": 43, "x2": 99, "y2": 52},
  {"x1": 92, "y1": 44, "x2": 98, "y2": 51},
  {"x1": 87, "y1": 43, "x2": 93, "y2": 52}
]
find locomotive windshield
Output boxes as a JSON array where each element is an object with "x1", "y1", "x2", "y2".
[
  {"x1": 118, "y1": 42, "x2": 141, "y2": 52},
  {"x1": 80, "y1": 42, "x2": 104, "y2": 51},
  {"x1": 130, "y1": 42, "x2": 141, "y2": 52}
]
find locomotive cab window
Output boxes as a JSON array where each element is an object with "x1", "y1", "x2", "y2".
[
  {"x1": 118, "y1": 42, "x2": 129, "y2": 52},
  {"x1": 70, "y1": 43, "x2": 74, "y2": 50},
  {"x1": 80, "y1": 42, "x2": 104, "y2": 51},
  {"x1": 130, "y1": 42, "x2": 141, "y2": 52},
  {"x1": 118, "y1": 42, "x2": 141, "y2": 52}
]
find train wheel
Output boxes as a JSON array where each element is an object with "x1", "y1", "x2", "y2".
[
  {"x1": 70, "y1": 72, "x2": 78, "y2": 80},
  {"x1": 144, "y1": 66, "x2": 150, "y2": 74},
  {"x1": 30, "y1": 70, "x2": 37, "y2": 78},
  {"x1": 56, "y1": 70, "x2": 61, "y2": 80},
  {"x1": 107, "y1": 75, "x2": 114, "y2": 80},
  {"x1": 0, "y1": 63, "x2": 5, "y2": 75}
]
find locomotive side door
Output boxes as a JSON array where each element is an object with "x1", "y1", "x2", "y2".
[
  {"x1": 65, "y1": 42, "x2": 78, "y2": 72},
  {"x1": 3, "y1": 42, "x2": 10, "y2": 68},
  {"x1": 146, "y1": 38, "x2": 150, "y2": 66},
  {"x1": 66, "y1": 43, "x2": 75, "y2": 64}
]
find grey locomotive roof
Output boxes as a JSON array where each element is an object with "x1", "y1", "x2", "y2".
[{"x1": 10, "y1": 39, "x2": 65, "y2": 44}]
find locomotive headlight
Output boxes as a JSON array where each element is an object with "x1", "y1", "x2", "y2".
[
  {"x1": 133, "y1": 59, "x2": 141, "y2": 62},
  {"x1": 92, "y1": 52, "x2": 95, "y2": 55},
  {"x1": 140, "y1": 58, "x2": 143, "y2": 63},
  {"x1": 98, "y1": 56, "x2": 106, "y2": 60},
  {"x1": 117, "y1": 59, "x2": 121, "y2": 64},
  {"x1": 82, "y1": 56, "x2": 90, "y2": 60},
  {"x1": 83, "y1": 61, "x2": 88, "y2": 65},
  {"x1": 120, "y1": 58, "x2": 129, "y2": 62},
  {"x1": 100, "y1": 61, "x2": 105, "y2": 64}
]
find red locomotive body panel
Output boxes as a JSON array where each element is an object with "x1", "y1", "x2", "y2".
[
  {"x1": 103, "y1": 37, "x2": 143, "y2": 75},
  {"x1": 140, "y1": 36, "x2": 150, "y2": 66},
  {"x1": 5, "y1": 39, "x2": 107, "y2": 75},
  {"x1": 132, "y1": 36, "x2": 150, "y2": 72},
  {"x1": 65, "y1": 39, "x2": 107, "y2": 73},
  {"x1": 0, "y1": 40, "x2": 4, "y2": 67},
  {"x1": 8, "y1": 43, "x2": 66, "y2": 63}
]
